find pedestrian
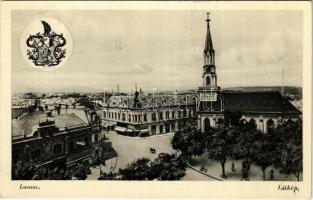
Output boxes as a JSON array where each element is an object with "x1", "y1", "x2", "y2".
[
  {"x1": 270, "y1": 169, "x2": 274, "y2": 180},
  {"x1": 231, "y1": 162, "x2": 236, "y2": 172}
]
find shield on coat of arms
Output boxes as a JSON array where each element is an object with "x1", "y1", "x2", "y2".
[
  {"x1": 26, "y1": 21, "x2": 66, "y2": 67},
  {"x1": 20, "y1": 18, "x2": 73, "y2": 71}
]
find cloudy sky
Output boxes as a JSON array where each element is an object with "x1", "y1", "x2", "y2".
[{"x1": 12, "y1": 10, "x2": 302, "y2": 93}]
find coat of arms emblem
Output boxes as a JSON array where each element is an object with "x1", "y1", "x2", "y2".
[{"x1": 26, "y1": 21, "x2": 66, "y2": 67}]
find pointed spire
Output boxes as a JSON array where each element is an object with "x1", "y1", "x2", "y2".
[{"x1": 204, "y1": 12, "x2": 214, "y2": 54}]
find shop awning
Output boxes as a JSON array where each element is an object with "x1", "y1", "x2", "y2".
[
  {"x1": 126, "y1": 129, "x2": 134, "y2": 133},
  {"x1": 103, "y1": 121, "x2": 117, "y2": 127},
  {"x1": 76, "y1": 141, "x2": 86, "y2": 146},
  {"x1": 115, "y1": 126, "x2": 127, "y2": 132},
  {"x1": 140, "y1": 129, "x2": 149, "y2": 133}
]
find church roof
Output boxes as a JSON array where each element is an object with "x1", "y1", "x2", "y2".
[
  {"x1": 222, "y1": 91, "x2": 300, "y2": 114},
  {"x1": 199, "y1": 91, "x2": 301, "y2": 114}
]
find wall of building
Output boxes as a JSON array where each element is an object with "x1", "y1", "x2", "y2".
[
  {"x1": 102, "y1": 106, "x2": 197, "y2": 135},
  {"x1": 198, "y1": 112, "x2": 300, "y2": 134},
  {"x1": 12, "y1": 126, "x2": 93, "y2": 167}
]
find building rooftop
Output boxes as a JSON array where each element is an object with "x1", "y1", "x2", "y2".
[
  {"x1": 12, "y1": 109, "x2": 88, "y2": 138},
  {"x1": 105, "y1": 93, "x2": 197, "y2": 110},
  {"x1": 199, "y1": 91, "x2": 301, "y2": 114}
]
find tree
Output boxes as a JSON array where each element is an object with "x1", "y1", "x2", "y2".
[
  {"x1": 109, "y1": 154, "x2": 187, "y2": 181},
  {"x1": 171, "y1": 127, "x2": 208, "y2": 162},
  {"x1": 118, "y1": 158, "x2": 151, "y2": 180},
  {"x1": 250, "y1": 133, "x2": 275, "y2": 180},
  {"x1": 12, "y1": 160, "x2": 88, "y2": 180},
  {"x1": 206, "y1": 126, "x2": 236, "y2": 178},
  {"x1": 72, "y1": 163, "x2": 90, "y2": 180},
  {"x1": 12, "y1": 160, "x2": 37, "y2": 180},
  {"x1": 223, "y1": 110, "x2": 242, "y2": 127},
  {"x1": 205, "y1": 113, "x2": 242, "y2": 179},
  {"x1": 98, "y1": 172, "x2": 121, "y2": 180},
  {"x1": 273, "y1": 119, "x2": 302, "y2": 181},
  {"x1": 149, "y1": 153, "x2": 187, "y2": 180},
  {"x1": 171, "y1": 129, "x2": 193, "y2": 161},
  {"x1": 231, "y1": 119, "x2": 260, "y2": 179},
  {"x1": 278, "y1": 144, "x2": 302, "y2": 181},
  {"x1": 189, "y1": 129, "x2": 207, "y2": 157}
]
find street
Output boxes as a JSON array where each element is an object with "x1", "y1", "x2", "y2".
[{"x1": 87, "y1": 131, "x2": 217, "y2": 181}]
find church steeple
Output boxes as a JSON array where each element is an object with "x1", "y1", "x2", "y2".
[
  {"x1": 204, "y1": 12, "x2": 215, "y2": 66},
  {"x1": 202, "y1": 12, "x2": 218, "y2": 89}
]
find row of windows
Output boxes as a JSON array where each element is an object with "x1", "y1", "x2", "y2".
[
  {"x1": 150, "y1": 110, "x2": 195, "y2": 121},
  {"x1": 28, "y1": 137, "x2": 90, "y2": 162},
  {"x1": 203, "y1": 118, "x2": 275, "y2": 133},
  {"x1": 104, "y1": 112, "x2": 148, "y2": 123},
  {"x1": 151, "y1": 123, "x2": 176, "y2": 134},
  {"x1": 104, "y1": 109, "x2": 195, "y2": 122},
  {"x1": 29, "y1": 143, "x2": 63, "y2": 161}
]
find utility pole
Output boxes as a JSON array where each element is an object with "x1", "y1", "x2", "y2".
[{"x1": 281, "y1": 68, "x2": 285, "y2": 96}]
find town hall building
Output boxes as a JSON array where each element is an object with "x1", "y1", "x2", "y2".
[{"x1": 197, "y1": 13, "x2": 301, "y2": 133}]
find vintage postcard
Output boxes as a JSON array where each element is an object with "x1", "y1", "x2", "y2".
[{"x1": 0, "y1": 1, "x2": 311, "y2": 198}]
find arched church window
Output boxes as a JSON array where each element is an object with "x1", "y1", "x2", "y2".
[
  {"x1": 204, "y1": 118, "x2": 210, "y2": 133},
  {"x1": 248, "y1": 118, "x2": 257, "y2": 129},
  {"x1": 267, "y1": 119, "x2": 275, "y2": 133}
]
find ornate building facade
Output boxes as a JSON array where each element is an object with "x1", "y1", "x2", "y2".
[
  {"x1": 12, "y1": 109, "x2": 104, "y2": 170},
  {"x1": 101, "y1": 91, "x2": 197, "y2": 136}
]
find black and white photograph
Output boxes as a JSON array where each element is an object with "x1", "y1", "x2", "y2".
[
  {"x1": 1, "y1": 1, "x2": 311, "y2": 198},
  {"x1": 10, "y1": 9, "x2": 304, "y2": 182}
]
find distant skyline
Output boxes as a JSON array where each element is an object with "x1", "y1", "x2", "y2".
[{"x1": 12, "y1": 10, "x2": 303, "y2": 93}]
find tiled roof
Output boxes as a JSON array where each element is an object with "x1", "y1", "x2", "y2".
[
  {"x1": 12, "y1": 110, "x2": 88, "y2": 137},
  {"x1": 199, "y1": 91, "x2": 301, "y2": 114}
]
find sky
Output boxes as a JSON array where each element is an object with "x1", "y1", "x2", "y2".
[{"x1": 12, "y1": 10, "x2": 303, "y2": 93}]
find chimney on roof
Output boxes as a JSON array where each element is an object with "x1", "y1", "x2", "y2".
[{"x1": 47, "y1": 111, "x2": 52, "y2": 117}]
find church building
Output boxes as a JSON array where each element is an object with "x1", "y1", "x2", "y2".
[{"x1": 197, "y1": 13, "x2": 301, "y2": 133}]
